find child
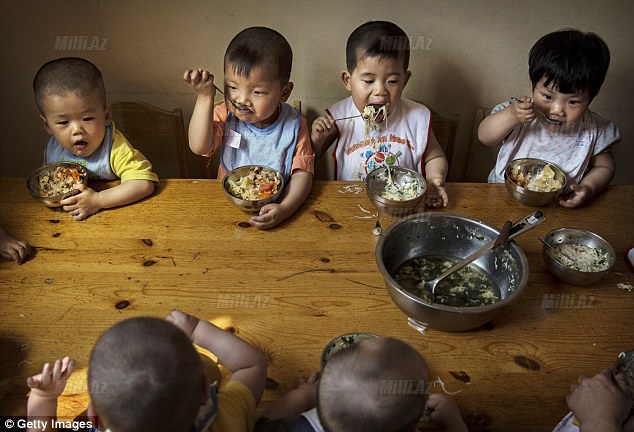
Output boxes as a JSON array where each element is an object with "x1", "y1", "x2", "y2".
[
  {"x1": 479, "y1": 29, "x2": 620, "y2": 208},
  {"x1": 184, "y1": 27, "x2": 314, "y2": 230},
  {"x1": 26, "y1": 310, "x2": 267, "y2": 432},
  {"x1": 254, "y1": 337, "x2": 467, "y2": 432},
  {"x1": 0, "y1": 225, "x2": 30, "y2": 264},
  {"x1": 33, "y1": 57, "x2": 157, "y2": 221},
  {"x1": 311, "y1": 21, "x2": 449, "y2": 208}
]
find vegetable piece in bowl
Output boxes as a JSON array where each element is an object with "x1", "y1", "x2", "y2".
[
  {"x1": 37, "y1": 165, "x2": 85, "y2": 197},
  {"x1": 227, "y1": 166, "x2": 281, "y2": 200},
  {"x1": 511, "y1": 163, "x2": 563, "y2": 192}
]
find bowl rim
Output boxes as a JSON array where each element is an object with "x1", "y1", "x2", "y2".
[
  {"x1": 504, "y1": 157, "x2": 567, "y2": 195},
  {"x1": 221, "y1": 164, "x2": 285, "y2": 203},
  {"x1": 320, "y1": 332, "x2": 380, "y2": 367},
  {"x1": 375, "y1": 212, "x2": 530, "y2": 314},
  {"x1": 365, "y1": 166, "x2": 427, "y2": 205},
  {"x1": 27, "y1": 161, "x2": 88, "y2": 198},
  {"x1": 542, "y1": 227, "x2": 616, "y2": 273}
]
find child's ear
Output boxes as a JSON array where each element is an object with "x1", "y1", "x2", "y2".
[
  {"x1": 40, "y1": 114, "x2": 53, "y2": 135},
  {"x1": 341, "y1": 70, "x2": 352, "y2": 91},
  {"x1": 403, "y1": 70, "x2": 412, "y2": 88},
  {"x1": 281, "y1": 82, "x2": 294, "y2": 102},
  {"x1": 104, "y1": 105, "x2": 112, "y2": 126}
]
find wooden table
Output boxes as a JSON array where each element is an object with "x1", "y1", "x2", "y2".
[{"x1": 1, "y1": 179, "x2": 633, "y2": 431}]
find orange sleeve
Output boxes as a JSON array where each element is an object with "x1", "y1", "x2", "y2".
[
  {"x1": 209, "y1": 103, "x2": 228, "y2": 157},
  {"x1": 291, "y1": 116, "x2": 315, "y2": 175}
]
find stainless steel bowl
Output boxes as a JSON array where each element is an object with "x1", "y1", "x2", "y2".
[
  {"x1": 542, "y1": 227, "x2": 615, "y2": 285},
  {"x1": 222, "y1": 165, "x2": 285, "y2": 212},
  {"x1": 365, "y1": 166, "x2": 426, "y2": 216},
  {"x1": 504, "y1": 158, "x2": 566, "y2": 206},
  {"x1": 320, "y1": 332, "x2": 379, "y2": 369},
  {"x1": 27, "y1": 162, "x2": 88, "y2": 208},
  {"x1": 375, "y1": 213, "x2": 529, "y2": 331}
]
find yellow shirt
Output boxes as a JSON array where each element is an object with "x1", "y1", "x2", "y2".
[
  {"x1": 109, "y1": 126, "x2": 159, "y2": 183},
  {"x1": 207, "y1": 381, "x2": 257, "y2": 432}
]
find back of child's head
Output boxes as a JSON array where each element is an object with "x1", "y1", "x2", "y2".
[
  {"x1": 346, "y1": 21, "x2": 410, "y2": 73},
  {"x1": 317, "y1": 337, "x2": 428, "y2": 432},
  {"x1": 33, "y1": 57, "x2": 106, "y2": 113},
  {"x1": 88, "y1": 317, "x2": 203, "y2": 432},
  {"x1": 529, "y1": 29, "x2": 610, "y2": 100},
  {"x1": 225, "y1": 27, "x2": 293, "y2": 83}
]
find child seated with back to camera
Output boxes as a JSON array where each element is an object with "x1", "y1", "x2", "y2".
[
  {"x1": 254, "y1": 337, "x2": 467, "y2": 432},
  {"x1": 478, "y1": 29, "x2": 620, "y2": 208},
  {"x1": 184, "y1": 27, "x2": 314, "y2": 230},
  {"x1": 33, "y1": 57, "x2": 157, "y2": 221},
  {"x1": 26, "y1": 310, "x2": 267, "y2": 432},
  {"x1": 311, "y1": 21, "x2": 449, "y2": 208}
]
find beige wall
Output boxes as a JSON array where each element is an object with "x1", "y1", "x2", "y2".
[{"x1": 1, "y1": 0, "x2": 632, "y2": 184}]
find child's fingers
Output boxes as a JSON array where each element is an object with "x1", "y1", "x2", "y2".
[
  {"x1": 307, "y1": 371, "x2": 320, "y2": 383},
  {"x1": 40, "y1": 363, "x2": 52, "y2": 386},
  {"x1": 60, "y1": 357, "x2": 76, "y2": 378}
]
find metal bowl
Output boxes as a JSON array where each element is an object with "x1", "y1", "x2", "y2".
[
  {"x1": 320, "y1": 332, "x2": 379, "y2": 369},
  {"x1": 542, "y1": 228, "x2": 615, "y2": 285},
  {"x1": 504, "y1": 158, "x2": 566, "y2": 206},
  {"x1": 365, "y1": 166, "x2": 426, "y2": 216},
  {"x1": 375, "y1": 213, "x2": 529, "y2": 331},
  {"x1": 27, "y1": 162, "x2": 88, "y2": 208},
  {"x1": 222, "y1": 165, "x2": 285, "y2": 213}
]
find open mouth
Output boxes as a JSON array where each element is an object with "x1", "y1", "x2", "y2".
[
  {"x1": 73, "y1": 140, "x2": 88, "y2": 149},
  {"x1": 364, "y1": 103, "x2": 389, "y2": 123},
  {"x1": 544, "y1": 116, "x2": 563, "y2": 126},
  {"x1": 229, "y1": 99, "x2": 251, "y2": 113}
]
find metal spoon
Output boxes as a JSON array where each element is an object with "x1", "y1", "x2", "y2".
[
  {"x1": 539, "y1": 237, "x2": 575, "y2": 262},
  {"x1": 397, "y1": 211, "x2": 546, "y2": 302},
  {"x1": 334, "y1": 103, "x2": 388, "y2": 122}
]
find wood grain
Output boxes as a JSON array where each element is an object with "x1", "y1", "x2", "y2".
[{"x1": 1, "y1": 179, "x2": 633, "y2": 431}]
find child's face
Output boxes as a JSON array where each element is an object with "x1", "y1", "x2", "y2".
[
  {"x1": 224, "y1": 62, "x2": 293, "y2": 129},
  {"x1": 40, "y1": 90, "x2": 110, "y2": 158},
  {"x1": 342, "y1": 55, "x2": 411, "y2": 115},
  {"x1": 532, "y1": 77, "x2": 590, "y2": 130}
]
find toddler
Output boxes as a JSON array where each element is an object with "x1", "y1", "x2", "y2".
[
  {"x1": 311, "y1": 21, "x2": 448, "y2": 208},
  {"x1": 254, "y1": 337, "x2": 467, "y2": 432},
  {"x1": 0, "y1": 226, "x2": 30, "y2": 264},
  {"x1": 26, "y1": 310, "x2": 267, "y2": 432},
  {"x1": 33, "y1": 57, "x2": 157, "y2": 221},
  {"x1": 185, "y1": 27, "x2": 314, "y2": 229},
  {"x1": 479, "y1": 29, "x2": 619, "y2": 208}
]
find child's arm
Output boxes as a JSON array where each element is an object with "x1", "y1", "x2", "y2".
[
  {"x1": 250, "y1": 170, "x2": 312, "y2": 230},
  {"x1": 167, "y1": 310, "x2": 267, "y2": 404},
  {"x1": 26, "y1": 357, "x2": 76, "y2": 432},
  {"x1": 566, "y1": 370, "x2": 632, "y2": 432},
  {"x1": 558, "y1": 151, "x2": 615, "y2": 208},
  {"x1": 60, "y1": 180, "x2": 154, "y2": 221},
  {"x1": 311, "y1": 113, "x2": 338, "y2": 159},
  {"x1": 424, "y1": 133, "x2": 449, "y2": 208},
  {"x1": 478, "y1": 97, "x2": 535, "y2": 146},
  {"x1": 184, "y1": 69, "x2": 218, "y2": 156},
  {"x1": 424, "y1": 393, "x2": 468, "y2": 432},
  {"x1": 0, "y1": 226, "x2": 31, "y2": 264},
  {"x1": 260, "y1": 372, "x2": 319, "y2": 420}
]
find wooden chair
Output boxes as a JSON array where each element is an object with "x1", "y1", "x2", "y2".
[
  {"x1": 462, "y1": 106, "x2": 497, "y2": 182},
  {"x1": 427, "y1": 105, "x2": 459, "y2": 173},
  {"x1": 110, "y1": 100, "x2": 211, "y2": 179}
]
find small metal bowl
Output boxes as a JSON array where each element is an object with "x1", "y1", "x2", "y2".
[
  {"x1": 27, "y1": 162, "x2": 88, "y2": 208},
  {"x1": 504, "y1": 158, "x2": 566, "y2": 206},
  {"x1": 542, "y1": 228, "x2": 616, "y2": 285},
  {"x1": 365, "y1": 166, "x2": 426, "y2": 216},
  {"x1": 320, "y1": 332, "x2": 379, "y2": 369},
  {"x1": 222, "y1": 165, "x2": 285, "y2": 213}
]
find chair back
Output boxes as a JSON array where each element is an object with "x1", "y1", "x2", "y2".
[{"x1": 427, "y1": 105, "x2": 459, "y2": 173}]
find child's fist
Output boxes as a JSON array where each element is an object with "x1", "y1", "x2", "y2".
[
  {"x1": 511, "y1": 96, "x2": 535, "y2": 124},
  {"x1": 183, "y1": 69, "x2": 217, "y2": 98}
]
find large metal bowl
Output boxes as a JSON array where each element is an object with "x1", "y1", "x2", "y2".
[
  {"x1": 365, "y1": 166, "x2": 426, "y2": 216},
  {"x1": 27, "y1": 162, "x2": 88, "y2": 207},
  {"x1": 542, "y1": 227, "x2": 615, "y2": 285},
  {"x1": 222, "y1": 165, "x2": 285, "y2": 213},
  {"x1": 375, "y1": 213, "x2": 529, "y2": 331},
  {"x1": 504, "y1": 158, "x2": 566, "y2": 206}
]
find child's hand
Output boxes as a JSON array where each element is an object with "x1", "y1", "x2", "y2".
[
  {"x1": 426, "y1": 177, "x2": 449, "y2": 208},
  {"x1": 0, "y1": 227, "x2": 31, "y2": 264},
  {"x1": 511, "y1": 96, "x2": 535, "y2": 124},
  {"x1": 183, "y1": 69, "x2": 217, "y2": 99},
  {"x1": 250, "y1": 203, "x2": 291, "y2": 230},
  {"x1": 27, "y1": 357, "x2": 76, "y2": 400},
  {"x1": 558, "y1": 183, "x2": 591, "y2": 208},
  {"x1": 295, "y1": 371, "x2": 319, "y2": 408},
  {"x1": 567, "y1": 370, "x2": 631, "y2": 431},
  {"x1": 166, "y1": 309, "x2": 199, "y2": 341},
  {"x1": 60, "y1": 184, "x2": 101, "y2": 221},
  {"x1": 311, "y1": 113, "x2": 337, "y2": 154},
  {"x1": 424, "y1": 393, "x2": 468, "y2": 432}
]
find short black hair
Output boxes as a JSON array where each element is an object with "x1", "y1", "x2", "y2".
[
  {"x1": 33, "y1": 57, "x2": 106, "y2": 112},
  {"x1": 346, "y1": 21, "x2": 410, "y2": 72},
  {"x1": 224, "y1": 27, "x2": 293, "y2": 83},
  {"x1": 89, "y1": 317, "x2": 204, "y2": 432},
  {"x1": 529, "y1": 29, "x2": 610, "y2": 100}
]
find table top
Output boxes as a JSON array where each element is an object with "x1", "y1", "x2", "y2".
[{"x1": 1, "y1": 178, "x2": 633, "y2": 431}]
